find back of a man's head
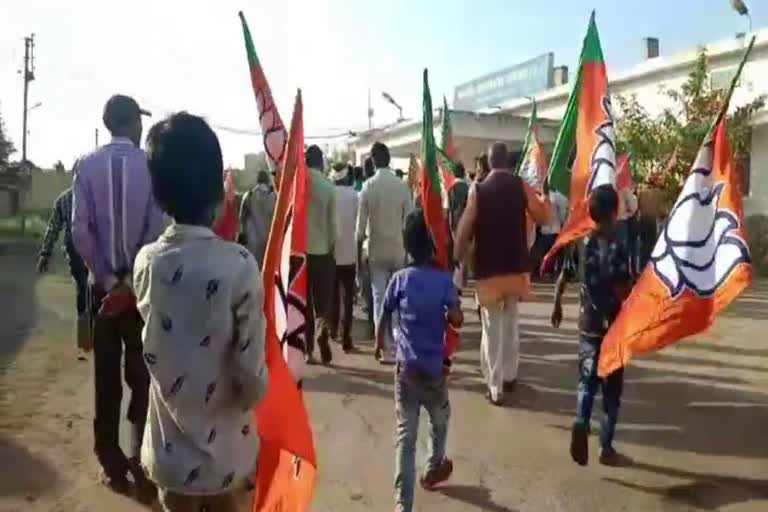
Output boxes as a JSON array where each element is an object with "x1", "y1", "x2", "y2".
[
  {"x1": 146, "y1": 112, "x2": 223, "y2": 225},
  {"x1": 305, "y1": 145, "x2": 324, "y2": 170},
  {"x1": 371, "y1": 142, "x2": 390, "y2": 169},
  {"x1": 488, "y1": 142, "x2": 509, "y2": 170}
]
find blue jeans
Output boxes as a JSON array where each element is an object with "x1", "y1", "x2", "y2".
[
  {"x1": 575, "y1": 335, "x2": 624, "y2": 450},
  {"x1": 395, "y1": 366, "x2": 450, "y2": 512},
  {"x1": 370, "y1": 263, "x2": 400, "y2": 359}
]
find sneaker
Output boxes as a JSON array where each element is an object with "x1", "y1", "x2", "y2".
[
  {"x1": 570, "y1": 423, "x2": 589, "y2": 466},
  {"x1": 485, "y1": 390, "x2": 505, "y2": 407},
  {"x1": 502, "y1": 380, "x2": 517, "y2": 392},
  {"x1": 599, "y1": 447, "x2": 633, "y2": 467},
  {"x1": 420, "y1": 458, "x2": 453, "y2": 491}
]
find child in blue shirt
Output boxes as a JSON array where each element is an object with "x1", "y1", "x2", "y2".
[{"x1": 375, "y1": 209, "x2": 463, "y2": 512}]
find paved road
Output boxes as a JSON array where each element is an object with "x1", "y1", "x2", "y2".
[{"x1": 1, "y1": 242, "x2": 767, "y2": 511}]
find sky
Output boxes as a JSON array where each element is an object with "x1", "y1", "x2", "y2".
[{"x1": 1, "y1": 0, "x2": 766, "y2": 169}]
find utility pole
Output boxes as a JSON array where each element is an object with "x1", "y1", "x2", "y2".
[
  {"x1": 21, "y1": 34, "x2": 36, "y2": 164},
  {"x1": 367, "y1": 88, "x2": 373, "y2": 130},
  {"x1": 95, "y1": 128, "x2": 99, "y2": 147}
]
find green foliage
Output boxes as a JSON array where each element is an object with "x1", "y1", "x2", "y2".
[
  {"x1": 0, "y1": 107, "x2": 16, "y2": 166},
  {"x1": 616, "y1": 48, "x2": 765, "y2": 196}
]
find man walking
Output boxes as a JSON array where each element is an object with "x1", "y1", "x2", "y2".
[
  {"x1": 455, "y1": 144, "x2": 550, "y2": 405},
  {"x1": 305, "y1": 145, "x2": 337, "y2": 365},
  {"x1": 239, "y1": 169, "x2": 276, "y2": 269},
  {"x1": 356, "y1": 142, "x2": 411, "y2": 364},
  {"x1": 72, "y1": 94, "x2": 166, "y2": 495},
  {"x1": 37, "y1": 182, "x2": 90, "y2": 359},
  {"x1": 330, "y1": 163, "x2": 359, "y2": 352}
]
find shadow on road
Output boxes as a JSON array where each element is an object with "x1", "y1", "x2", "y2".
[
  {"x1": 0, "y1": 435, "x2": 59, "y2": 498},
  {"x1": 438, "y1": 485, "x2": 519, "y2": 512},
  {"x1": 604, "y1": 461, "x2": 768, "y2": 510},
  {"x1": 0, "y1": 241, "x2": 41, "y2": 376}
]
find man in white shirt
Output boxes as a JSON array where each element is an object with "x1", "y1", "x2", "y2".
[
  {"x1": 356, "y1": 143, "x2": 411, "y2": 364},
  {"x1": 536, "y1": 189, "x2": 569, "y2": 276},
  {"x1": 330, "y1": 164, "x2": 359, "y2": 352}
]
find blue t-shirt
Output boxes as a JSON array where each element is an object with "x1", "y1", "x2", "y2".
[{"x1": 383, "y1": 265, "x2": 459, "y2": 378}]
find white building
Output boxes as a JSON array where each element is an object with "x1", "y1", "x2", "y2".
[{"x1": 350, "y1": 28, "x2": 768, "y2": 217}]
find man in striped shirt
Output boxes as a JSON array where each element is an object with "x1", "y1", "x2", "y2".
[
  {"x1": 37, "y1": 184, "x2": 90, "y2": 358},
  {"x1": 72, "y1": 94, "x2": 166, "y2": 497}
]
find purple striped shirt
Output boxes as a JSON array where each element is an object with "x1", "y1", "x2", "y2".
[{"x1": 72, "y1": 137, "x2": 167, "y2": 289}]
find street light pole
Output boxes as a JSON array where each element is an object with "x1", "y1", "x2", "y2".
[
  {"x1": 382, "y1": 92, "x2": 404, "y2": 121},
  {"x1": 21, "y1": 34, "x2": 36, "y2": 164},
  {"x1": 731, "y1": 0, "x2": 753, "y2": 32}
]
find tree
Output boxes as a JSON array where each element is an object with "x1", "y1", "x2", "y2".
[
  {"x1": 616, "y1": 48, "x2": 765, "y2": 197},
  {"x1": 53, "y1": 160, "x2": 66, "y2": 173},
  {"x1": 0, "y1": 107, "x2": 16, "y2": 166}
]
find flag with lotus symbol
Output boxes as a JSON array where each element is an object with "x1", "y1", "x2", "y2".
[
  {"x1": 542, "y1": 11, "x2": 617, "y2": 270},
  {"x1": 598, "y1": 38, "x2": 755, "y2": 377}
]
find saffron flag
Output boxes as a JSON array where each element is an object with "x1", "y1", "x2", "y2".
[
  {"x1": 616, "y1": 154, "x2": 633, "y2": 192},
  {"x1": 598, "y1": 38, "x2": 755, "y2": 377},
  {"x1": 239, "y1": 11, "x2": 306, "y2": 380},
  {"x1": 542, "y1": 11, "x2": 616, "y2": 270},
  {"x1": 239, "y1": 11, "x2": 287, "y2": 171},
  {"x1": 438, "y1": 96, "x2": 458, "y2": 193},
  {"x1": 213, "y1": 170, "x2": 239, "y2": 241},
  {"x1": 517, "y1": 99, "x2": 549, "y2": 248},
  {"x1": 422, "y1": 70, "x2": 459, "y2": 355},
  {"x1": 253, "y1": 90, "x2": 317, "y2": 511}
]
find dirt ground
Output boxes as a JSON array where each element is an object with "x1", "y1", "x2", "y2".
[{"x1": 1, "y1": 240, "x2": 767, "y2": 512}]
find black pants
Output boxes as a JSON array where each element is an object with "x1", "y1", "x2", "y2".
[
  {"x1": 90, "y1": 285, "x2": 150, "y2": 479},
  {"x1": 330, "y1": 264, "x2": 356, "y2": 347},
  {"x1": 306, "y1": 253, "x2": 335, "y2": 361},
  {"x1": 67, "y1": 249, "x2": 88, "y2": 316}
]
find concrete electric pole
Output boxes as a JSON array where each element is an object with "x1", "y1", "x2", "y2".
[{"x1": 21, "y1": 34, "x2": 36, "y2": 164}]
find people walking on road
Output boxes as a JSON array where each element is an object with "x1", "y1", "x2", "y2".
[
  {"x1": 330, "y1": 163, "x2": 359, "y2": 352},
  {"x1": 550, "y1": 184, "x2": 633, "y2": 468},
  {"x1": 356, "y1": 142, "x2": 412, "y2": 365},
  {"x1": 71, "y1": 94, "x2": 166, "y2": 497},
  {"x1": 238, "y1": 168, "x2": 276, "y2": 270},
  {"x1": 37, "y1": 182, "x2": 90, "y2": 360},
  {"x1": 454, "y1": 144, "x2": 550, "y2": 405},
  {"x1": 135, "y1": 113, "x2": 268, "y2": 512},
  {"x1": 376, "y1": 209, "x2": 463, "y2": 512},
  {"x1": 305, "y1": 145, "x2": 337, "y2": 365},
  {"x1": 447, "y1": 162, "x2": 469, "y2": 291}
]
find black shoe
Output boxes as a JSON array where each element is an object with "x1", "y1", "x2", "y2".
[
  {"x1": 305, "y1": 353, "x2": 318, "y2": 365},
  {"x1": 99, "y1": 469, "x2": 131, "y2": 496},
  {"x1": 319, "y1": 342, "x2": 333, "y2": 366},
  {"x1": 342, "y1": 338, "x2": 355, "y2": 353},
  {"x1": 599, "y1": 447, "x2": 633, "y2": 467},
  {"x1": 127, "y1": 457, "x2": 157, "y2": 505},
  {"x1": 503, "y1": 380, "x2": 517, "y2": 392},
  {"x1": 570, "y1": 423, "x2": 589, "y2": 466}
]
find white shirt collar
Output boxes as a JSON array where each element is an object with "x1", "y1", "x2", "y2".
[{"x1": 111, "y1": 136, "x2": 135, "y2": 146}]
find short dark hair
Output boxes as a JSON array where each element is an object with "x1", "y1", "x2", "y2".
[
  {"x1": 454, "y1": 162, "x2": 466, "y2": 179},
  {"x1": 305, "y1": 145, "x2": 324, "y2": 169},
  {"x1": 371, "y1": 142, "x2": 390, "y2": 168},
  {"x1": 489, "y1": 142, "x2": 508, "y2": 169},
  {"x1": 403, "y1": 209, "x2": 434, "y2": 265},
  {"x1": 146, "y1": 112, "x2": 223, "y2": 224},
  {"x1": 589, "y1": 184, "x2": 619, "y2": 225}
]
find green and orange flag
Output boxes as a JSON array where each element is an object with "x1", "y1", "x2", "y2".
[
  {"x1": 598, "y1": 38, "x2": 755, "y2": 377},
  {"x1": 422, "y1": 70, "x2": 459, "y2": 355},
  {"x1": 517, "y1": 99, "x2": 549, "y2": 248},
  {"x1": 438, "y1": 96, "x2": 458, "y2": 192},
  {"x1": 542, "y1": 11, "x2": 616, "y2": 270},
  {"x1": 239, "y1": 12, "x2": 316, "y2": 511}
]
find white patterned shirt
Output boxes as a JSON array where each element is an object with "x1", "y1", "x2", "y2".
[{"x1": 134, "y1": 224, "x2": 268, "y2": 495}]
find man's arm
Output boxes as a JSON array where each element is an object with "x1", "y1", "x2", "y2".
[
  {"x1": 453, "y1": 186, "x2": 477, "y2": 263},
  {"x1": 523, "y1": 181, "x2": 552, "y2": 225},
  {"x1": 37, "y1": 197, "x2": 64, "y2": 272},
  {"x1": 551, "y1": 267, "x2": 569, "y2": 328}
]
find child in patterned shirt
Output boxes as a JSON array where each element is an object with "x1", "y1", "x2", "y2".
[
  {"x1": 551, "y1": 184, "x2": 633, "y2": 468},
  {"x1": 134, "y1": 113, "x2": 268, "y2": 511}
]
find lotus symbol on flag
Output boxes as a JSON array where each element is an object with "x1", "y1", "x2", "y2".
[
  {"x1": 650, "y1": 144, "x2": 750, "y2": 298},
  {"x1": 587, "y1": 95, "x2": 617, "y2": 194}
]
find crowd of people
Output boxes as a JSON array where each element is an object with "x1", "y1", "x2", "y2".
[{"x1": 36, "y1": 93, "x2": 651, "y2": 512}]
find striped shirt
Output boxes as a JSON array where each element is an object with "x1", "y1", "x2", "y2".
[
  {"x1": 72, "y1": 137, "x2": 167, "y2": 289},
  {"x1": 39, "y1": 187, "x2": 74, "y2": 261}
]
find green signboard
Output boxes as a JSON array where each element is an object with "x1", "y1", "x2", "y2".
[{"x1": 454, "y1": 53, "x2": 554, "y2": 111}]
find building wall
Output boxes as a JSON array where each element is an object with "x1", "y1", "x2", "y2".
[
  {"x1": 22, "y1": 172, "x2": 72, "y2": 212},
  {"x1": 747, "y1": 124, "x2": 768, "y2": 216}
]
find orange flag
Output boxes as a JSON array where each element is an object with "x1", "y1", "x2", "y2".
[
  {"x1": 598, "y1": 38, "x2": 755, "y2": 377},
  {"x1": 542, "y1": 12, "x2": 617, "y2": 271},
  {"x1": 253, "y1": 90, "x2": 317, "y2": 510},
  {"x1": 213, "y1": 170, "x2": 239, "y2": 241},
  {"x1": 615, "y1": 154, "x2": 633, "y2": 192}
]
